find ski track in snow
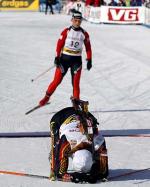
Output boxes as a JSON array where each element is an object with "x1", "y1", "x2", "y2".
[{"x1": 0, "y1": 12, "x2": 150, "y2": 187}]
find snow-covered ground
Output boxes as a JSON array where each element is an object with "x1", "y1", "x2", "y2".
[{"x1": 0, "y1": 12, "x2": 150, "y2": 187}]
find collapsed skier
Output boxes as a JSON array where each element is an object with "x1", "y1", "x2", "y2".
[{"x1": 49, "y1": 98, "x2": 109, "y2": 183}]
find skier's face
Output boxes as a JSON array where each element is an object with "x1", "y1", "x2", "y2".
[{"x1": 72, "y1": 18, "x2": 82, "y2": 28}]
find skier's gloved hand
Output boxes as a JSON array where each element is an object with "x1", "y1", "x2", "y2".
[
  {"x1": 87, "y1": 59, "x2": 92, "y2": 70},
  {"x1": 39, "y1": 92, "x2": 50, "y2": 106},
  {"x1": 54, "y1": 57, "x2": 60, "y2": 67}
]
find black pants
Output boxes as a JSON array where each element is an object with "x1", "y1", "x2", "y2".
[{"x1": 45, "y1": 2, "x2": 54, "y2": 14}]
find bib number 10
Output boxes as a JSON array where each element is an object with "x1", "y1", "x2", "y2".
[{"x1": 71, "y1": 41, "x2": 79, "y2": 48}]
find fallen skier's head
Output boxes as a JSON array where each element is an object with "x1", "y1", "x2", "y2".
[{"x1": 72, "y1": 150, "x2": 93, "y2": 173}]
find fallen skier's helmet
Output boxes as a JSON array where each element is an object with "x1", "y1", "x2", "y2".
[{"x1": 72, "y1": 150, "x2": 93, "y2": 173}]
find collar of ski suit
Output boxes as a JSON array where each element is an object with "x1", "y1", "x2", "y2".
[{"x1": 71, "y1": 26, "x2": 81, "y2": 31}]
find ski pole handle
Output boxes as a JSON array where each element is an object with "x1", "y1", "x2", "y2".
[{"x1": 31, "y1": 65, "x2": 55, "y2": 82}]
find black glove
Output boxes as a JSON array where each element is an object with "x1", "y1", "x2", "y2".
[
  {"x1": 54, "y1": 57, "x2": 60, "y2": 67},
  {"x1": 87, "y1": 59, "x2": 92, "y2": 70}
]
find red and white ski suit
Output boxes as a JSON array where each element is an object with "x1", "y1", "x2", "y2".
[{"x1": 46, "y1": 26, "x2": 92, "y2": 99}]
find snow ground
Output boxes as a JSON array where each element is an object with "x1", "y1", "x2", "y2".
[{"x1": 0, "y1": 12, "x2": 150, "y2": 186}]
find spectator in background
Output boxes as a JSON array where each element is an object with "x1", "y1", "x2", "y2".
[
  {"x1": 85, "y1": 0, "x2": 106, "y2": 6},
  {"x1": 69, "y1": 0, "x2": 84, "y2": 14},
  {"x1": 55, "y1": 0, "x2": 62, "y2": 13},
  {"x1": 85, "y1": 0, "x2": 95, "y2": 6},
  {"x1": 39, "y1": 0, "x2": 46, "y2": 12},
  {"x1": 94, "y1": 0, "x2": 100, "y2": 6},
  {"x1": 64, "y1": 0, "x2": 75, "y2": 15},
  {"x1": 125, "y1": 0, "x2": 130, "y2": 6},
  {"x1": 131, "y1": 0, "x2": 142, "y2": 5},
  {"x1": 45, "y1": 0, "x2": 54, "y2": 14},
  {"x1": 108, "y1": 0, "x2": 118, "y2": 6},
  {"x1": 145, "y1": 0, "x2": 150, "y2": 8},
  {"x1": 118, "y1": 0, "x2": 126, "y2": 6},
  {"x1": 94, "y1": 0, "x2": 106, "y2": 6}
]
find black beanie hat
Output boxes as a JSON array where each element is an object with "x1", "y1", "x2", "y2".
[{"x1": 72, "y1": 11, "x2": 82, "y2": 20}]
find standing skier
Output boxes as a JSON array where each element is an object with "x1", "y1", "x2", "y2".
[{"x1": 39, "y1": 11, "x2": 92, "y2": 106}]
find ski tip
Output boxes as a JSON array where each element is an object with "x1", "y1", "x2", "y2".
[
  {"x1": 25, "y1": 105, "x2": 40, "y2": 115},
  {"x1": 25, "y1": 102, "x2": 51, "y2": 115},
  {"x1": 25, "y1": 111, "x2": 33, "y2": 115}
]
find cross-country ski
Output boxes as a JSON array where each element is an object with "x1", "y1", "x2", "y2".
[{"x1": 25, "y1": 102, "x2": 51, "y2": 115}]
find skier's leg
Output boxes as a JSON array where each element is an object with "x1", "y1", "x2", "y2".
[
  {"x1": 46, "y1": 67, "x2": 63, "y2": 95},
  {"x1": 72, "y1": 68, "x2": 81, "y2": 99},
  {"x1": 49, "y1": 120, "x2": 60, "y2": 180},
  {"x1": 57, "y1": 135, "x2": 71, "y2": 177},
  {"x1": 50, "y1": 4, "x2": 54, "y2": 14},
  {"x1": 70, "y1": 56, "x2": 82, "y2": 99},
  {"x1": 39, "y1": 67, "x2": 63, "y2": 106},
  {"x1": 46, "y1": 56, "x2": 70, "y2": 96},
  {"x1": 93, "y1": 141, "x2": 109, "y2": 180},
  {"x1": 45, "y1": 3, "x2": 48, "y2": 14}
]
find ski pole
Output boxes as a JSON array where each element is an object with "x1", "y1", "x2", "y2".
[{"x1": 31, "y1": 65, "x2": 55, "y2": 82}]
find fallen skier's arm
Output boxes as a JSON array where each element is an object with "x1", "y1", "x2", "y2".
[{"x1": 67, "y1": 142, "x2": 91, "y2": 156}]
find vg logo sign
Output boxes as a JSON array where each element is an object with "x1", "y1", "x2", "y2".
[{"x1": 108, "y1": 8, "x2": 139, "y2": 22}]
